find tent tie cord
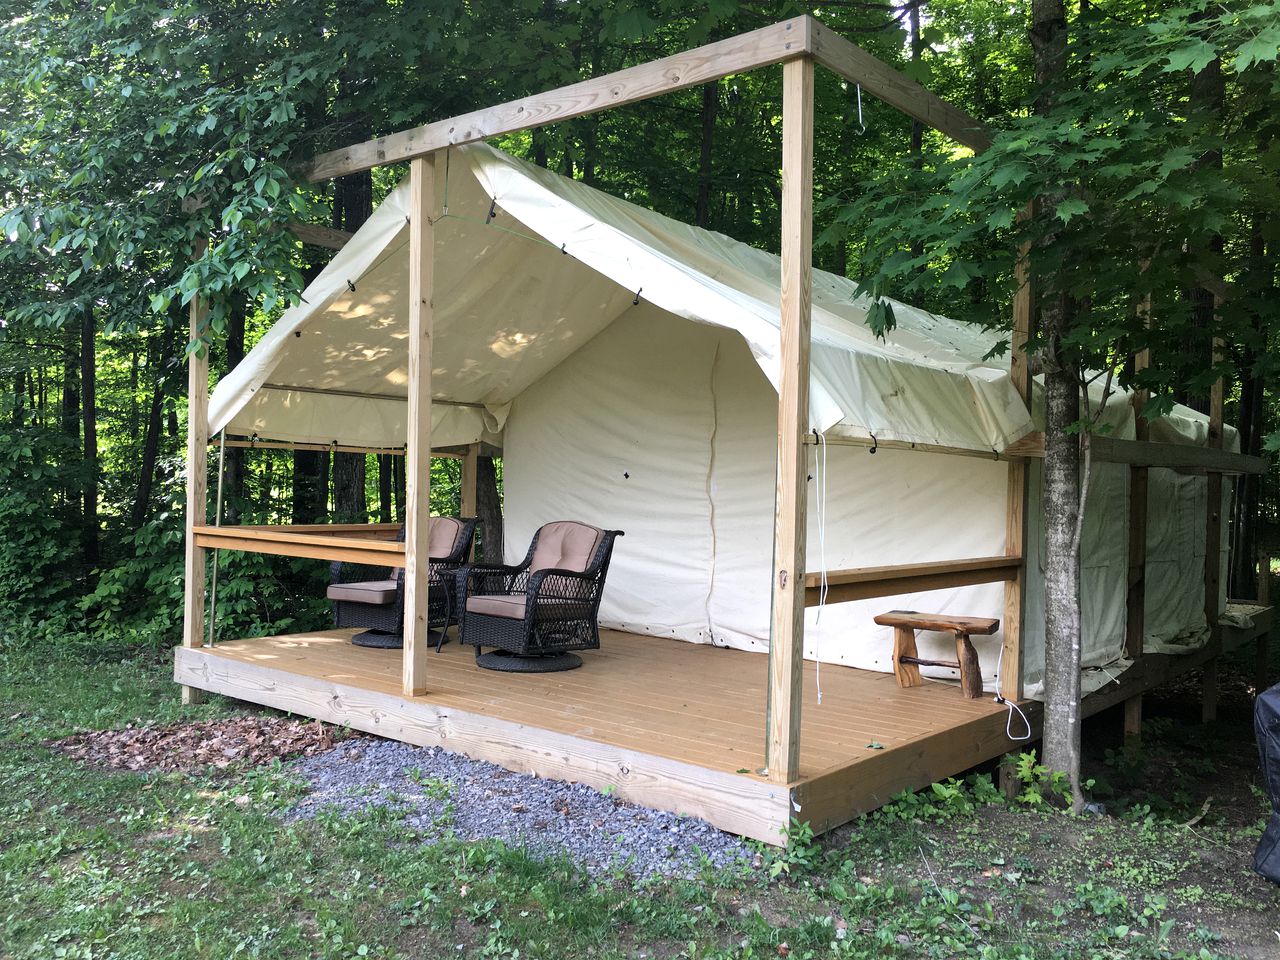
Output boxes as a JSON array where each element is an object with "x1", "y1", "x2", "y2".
[
  {"x1": 633, "y1": 288, "x2": 642, "y2": 306},
  {"x1": 485, "y1": 198, "x2": 497, "y2": 224},
  {"x1": 855, "y1": 84, "x2": 867, "y2": 136}
]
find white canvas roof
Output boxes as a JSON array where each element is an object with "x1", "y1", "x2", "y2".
[{"x1": 209, "y1": 142, "x2": 1034, "y2": 451}]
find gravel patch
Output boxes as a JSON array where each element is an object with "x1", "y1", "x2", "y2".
[{"x1": 286, "y1": 738, "x2": 756, "y2": 880}]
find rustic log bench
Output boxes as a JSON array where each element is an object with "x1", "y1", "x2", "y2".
[{"x1": 872, "y1": 610, "x2": 999, "y2": 699}]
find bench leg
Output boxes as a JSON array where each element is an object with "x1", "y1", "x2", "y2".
[
  {"x1": 892, "y1": 627, "x2": 923, "y2": 688},
  {"x1": 955, "y1": 633, "x2": 982, "y2": 699}
]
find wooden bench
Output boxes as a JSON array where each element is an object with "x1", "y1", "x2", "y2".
[{"x1": 873, "y1": 610, "x2": 999, "y2": 699}]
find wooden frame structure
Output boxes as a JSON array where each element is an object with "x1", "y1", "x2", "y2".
[{"x1": 178, "y1": 14, "x2": 1271, "y2": 842}]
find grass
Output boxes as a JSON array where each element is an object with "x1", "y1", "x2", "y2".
[{"x1": 1, "y1": 643, "x2": 1278, "y2": 959}]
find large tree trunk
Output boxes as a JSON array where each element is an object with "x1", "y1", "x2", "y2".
[
  {"x1": 80, "y1": 307, "x2": 100, "y2": 566},
  {"x1": 292, "y1": 450, "x2": 329, "y2": 525},
  {"x1": 1031, "y1": 0, "x2": 1084, "y2": 807},
  {"x1": 476, "y1": 455, "x2": 503, "y2": 562},
  {"x1": 1230, "y1": 212, "x2": 1272, "y2": 598},
  {"x1": 378, "y1": 454, "x2": 393, "y2": 523}
]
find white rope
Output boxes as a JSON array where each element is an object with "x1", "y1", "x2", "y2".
[
  {"x1": 993, "y1": 640, "x2": 1033, "y2": 741},
  {"x1": 207, "y1": 430, "x2": 226, "y2": 647},
  {"x1": 814, "y1": 431, "x2": 830, "y2": 704}
]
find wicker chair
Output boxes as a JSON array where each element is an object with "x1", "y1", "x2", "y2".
[
  {"x1": 457, "y1": 521, "x2": 623, "y2": 672},
  {"x1": 328, "y1": 517, "x2": 477, "y2": 649}
]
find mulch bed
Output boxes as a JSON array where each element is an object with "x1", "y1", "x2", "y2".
[{"x1": 53, "y1": 716, "x2": 358, "y2": 772}]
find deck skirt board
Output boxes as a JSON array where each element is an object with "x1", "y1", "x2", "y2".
[{"x1": 177, "y1": 628, "x2": 1025, "y2": 843}]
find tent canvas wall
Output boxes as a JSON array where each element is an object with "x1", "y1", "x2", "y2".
[{"x1": 209, "y1": 142, "x2": 1233, "y2": 701}]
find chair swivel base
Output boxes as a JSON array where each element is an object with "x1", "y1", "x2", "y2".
[
  {"x1": 475, "y1": 650, "x2": 583, "y2": 672},
  {"x1": 351, "y1": 629, "x2": 450, "y2": 649}
]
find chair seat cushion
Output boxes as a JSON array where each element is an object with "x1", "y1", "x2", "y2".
[
  {"x1": 327, "y1": 580, "x2": 399, "y2": 604},
  {"x1": 466, "y1": 594, "x2": 528, "y2": 619}
]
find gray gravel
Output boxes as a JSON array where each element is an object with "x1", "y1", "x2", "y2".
[{"x1": 285, "y1": 738, "x2": 756, "y2": 880}]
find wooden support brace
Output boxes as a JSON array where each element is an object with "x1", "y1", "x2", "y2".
[
  {"x1": 1258, "y1": 552, "x2": 1272, "y2": 694},
  {"x1": 1201, "y1": 336, "x2": 1224, "y2": 723}
]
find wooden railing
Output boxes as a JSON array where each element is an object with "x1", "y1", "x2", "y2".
[
  {"x1": 804, "y1": 556, "x2": 1022, "y2": 606},
  {"x1": 191, "y1": 524, "x2": 405, "y2": 567}
]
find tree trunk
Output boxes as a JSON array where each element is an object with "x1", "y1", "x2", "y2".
[
  {"x1": 80, "y1": 307, "x2": 100, "y2": 565},
  {"x1": 695, "y1": 80, "x2": 718, "y2": 228},
  {"x1": 393, "y1": 453, "x2": 406, "y2": 523},
  {"x1": 1031, "y1": 0, "x2": 1084, "y2": 808},
  {"x1": 378, "y1": 454, "x2": 393, "y2": 523},
  {"x1": 1230, "y1": 212, "x2": 1271, "y2": 598},
  {"x1": 13, "y1": 368, "x2": 25, "y2": 427},
  {"x1": 291, "y1": 450, "x2": 329, "y2": 524},
  {"x1": 130, "y1": 340, "x2": 166, "y2": 530},
  {"x1": 476, "y1": 455, "x2": 503, "y2": 562},
  {"x1": 909, "y1": 0, "x2": 924, "y2": 264}
]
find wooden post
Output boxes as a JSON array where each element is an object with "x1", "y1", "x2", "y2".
[
  {"x1": 766, "y1": 55, "x2": 814, "y2": 786},
  {"x1": 1000, "y1": 212, "x2": 1033, "y2": 703},
  {"x1": 1257, "y1": 551, "x2": 1271, "y2": 694},
  {"x1": 1123, "y1": 304, "x2": 1151, "y2": 741},
  {"x1": 181, "y1": 237, "x2": 210, "y2": 705},
  {"x1": 1202, "y1": 337, "x2": 1224, "y2": 723},
  {"x1": 402, "y1": 154, "x2": 436, "y2": 698}
]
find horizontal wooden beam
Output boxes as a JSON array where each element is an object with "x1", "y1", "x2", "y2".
[
  {"x1": 287, "y1": 222, "x2": 353, "y2": 250},
  {"x1": 192, "y1": 525, "x2": 406, "y2": 566},
  {"x1": 807, "y1": 20, "x2": 992, "y2": 153},
  {"x1": 1007, "y1": 433, "x2": 1267, "y2": 475},
  {"x1": 248, "y1": 522, "x2": 402, "y2": 539},
  {"x1": 300, "y1": 18, "x2": 811, "y2": 181},
  {"x1": 805, "y1": 556, "x2": 1021, "y2": 606},
  {"x1": 223, "y1": 439, "x2": 406, "y2": 456}
]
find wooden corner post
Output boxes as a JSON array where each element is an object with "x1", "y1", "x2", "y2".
[
  {"x1": 1202, "y1": 336, "x2": 1225, "y2": 723},
  {"x1": 403, "y1": 154, "x2": 437, "y2": 698},
  {"x1": 1124, "y1": 299, "x2": 1151, "y2": 741},
  {"x1": 1000, "y1": 211, "x2": 1033, "y2": 705},
  {"x1": 182, "y1": 237, "x2": 210, "y2": 705},
  {"x1": 766, "y1": 55, "x2": 814, "y2": 786}
]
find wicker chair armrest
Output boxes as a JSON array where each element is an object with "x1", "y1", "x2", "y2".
[
  {"x1": 462, "y1": 563, "x2": 529, "y2": 597},
  {"x1": 527, "y1": 567, "x2": 597, "y2": 602}
]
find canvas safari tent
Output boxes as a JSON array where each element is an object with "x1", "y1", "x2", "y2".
[
  {"x1": 177, "y1": 19, "x2": 1272, "y2": 843},
  {"x1": 209, "y1": 142, "x2": 1237, "y2": 698}
]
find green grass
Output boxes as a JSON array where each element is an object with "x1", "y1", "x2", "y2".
[{"x1": 1, "y1": 646, "x2": 1277, "y2": 959}]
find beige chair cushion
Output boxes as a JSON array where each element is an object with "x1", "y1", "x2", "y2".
[
  {"x1": 529, "y1": 521, "x2": 604, "y2": 574},
  {"x1": 428, "y1": 516, "x2": 464, "y2": 559},
  {"x1": 466, "y1": 594, "x2": 527, "y2": 619},
  {"x1": 327, "y1": 580, "x2": 399, "y2": 604}
]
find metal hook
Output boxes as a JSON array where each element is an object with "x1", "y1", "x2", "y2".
[
  {"x1": 633, "y1": 288, "x2": 643, "y2": 306},
  {"x1": 346, "y1": 279, "x2": 356, "y2": 293},
  {"x1": 868, "y1": 433, "x2": 878, "y2": 454},
  {"x1": 485, "y1": 198, "x2": 497, "y2": 225}
]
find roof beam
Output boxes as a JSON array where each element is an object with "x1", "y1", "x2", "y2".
[
  {"x1": 807, "y1": 19, "x2": 992, "y2": 153},
  {"x1": 300, "y1": 17, "x2": 812, "y2": 182},
  {"x1": 287, "y1": 222, "x2": 353, "y2": 250}
]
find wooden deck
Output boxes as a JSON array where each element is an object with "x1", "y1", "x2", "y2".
[
  {"x1": 173, "y1": 605, "x2": 1273, "y2": 844},
  {"x1": 174, "y1": 628, "x2": 1020, "y2": 843}
]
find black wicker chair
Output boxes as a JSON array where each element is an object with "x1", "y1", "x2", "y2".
[
  {"x1": 457, "y1": 521, "x2": 623, "y2": 672},
  {"x1": 328, "y1": 517, "x2": 477, "y2": 649}
]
